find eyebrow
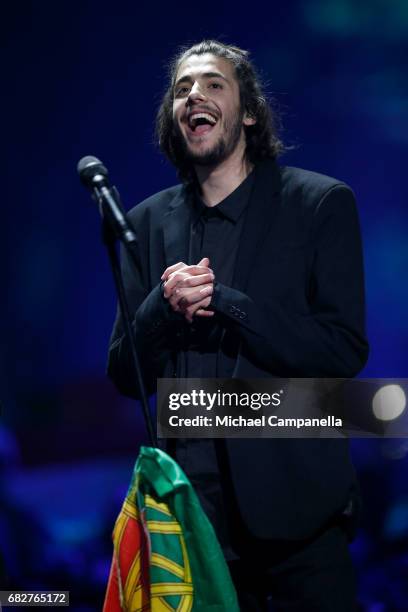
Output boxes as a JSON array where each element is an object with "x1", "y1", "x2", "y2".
[{"x1": 174, "y1": 71, "x2": 230, "y2": 90}]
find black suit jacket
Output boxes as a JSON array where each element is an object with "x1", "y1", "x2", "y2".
[{"x1": 108, "y1": 158, "x2": 369, "y2": 541}]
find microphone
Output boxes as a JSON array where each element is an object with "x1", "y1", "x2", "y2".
[
  {"x1": 77, "y1": 155, "x2": 109, "y2": 190},
  {"x1": 77, "y1": 156, "x2": 157, "y2": 446},
  {"x1": 77, "y1": 155, "x2": 137, "y2": 246}
]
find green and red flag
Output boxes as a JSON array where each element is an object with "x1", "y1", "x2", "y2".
[{"x1": 103, "y1": 446, "x2": 239, "y2": 612}]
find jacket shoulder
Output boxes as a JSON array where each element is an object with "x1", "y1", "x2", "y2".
[
  {"x1": 126, "y1": 184, "x2": 183, "y2": 222},
  {"x1": 279, "y1": 165, "x2": 353, "y2": 211}
]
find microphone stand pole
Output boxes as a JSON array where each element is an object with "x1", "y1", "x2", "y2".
[{"x1": 98, "y1": 188, "x2": 157, "y2": 448}]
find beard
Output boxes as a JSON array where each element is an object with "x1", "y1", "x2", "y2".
[{"x1": 172, "y1": 108, "x2": 244, "y2": 167}]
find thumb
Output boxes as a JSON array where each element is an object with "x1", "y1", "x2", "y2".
[{"x1": 197, "y1": 257, "x2": 210, "y2": 267}]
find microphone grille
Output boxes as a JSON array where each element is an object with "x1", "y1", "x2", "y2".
[{"x1": 77, "y1": 155, "x2": 108, "y2": 188}]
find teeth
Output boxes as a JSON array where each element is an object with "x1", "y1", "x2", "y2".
[{"x1": 188, "y1": 112, "x2": 217, "y2": 127}]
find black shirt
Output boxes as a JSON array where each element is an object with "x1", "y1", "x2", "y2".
[
  {"x1": 175, "y1": 170, "x2": 255, "y2": 558},
  {"x1": 184, "y1": 170, "x2": 255, "y2": 378}
]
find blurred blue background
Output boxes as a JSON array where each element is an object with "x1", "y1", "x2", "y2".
[{"x1": 2, "y1": 0, "x2": 408, "y2": 609}]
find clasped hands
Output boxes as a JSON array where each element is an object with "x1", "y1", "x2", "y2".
[{"x1": 161, "y1": 257, "x2": 215, "y2": 323}]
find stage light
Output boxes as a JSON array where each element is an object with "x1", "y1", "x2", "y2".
[{"x1": 372, "y1": 384, "x2": 406, "y2": 421}]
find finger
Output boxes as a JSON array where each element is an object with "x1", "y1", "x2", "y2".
[
  {"x1": 164, "y1": 267, "x2": 213, "y2": 297},
  {"x1": 199, "y1": 284, "x2": 214, "y2": 296},
  {"x1": 195, "y1": 308, "x2": 215, "y2": 317},
  {"x1": 161, "y1": 261, "x2": 187, "y2": 281},
  {"x1": 167, "y1": 266, "x2": 212, "y2": 287},
  {"x1": 163, "y1": 271, "x2": 189, "y2": 296},
  {"x1": 169, "y1": 295, "x2": 181, "y2": 311},
  {"x1": 184, "y1": 294, "x2": 212, "y2": 315},
  {"x1": 163, "y1": 262, "x2": 211, "y2": 283},
  {"x1": 176, "y1": 272, "x2": 214, "y2": 288},
  {"x1": 176, "y1": 285, "x2": 213, "y2": 310},
  {"x1": 185, "y1": 296, "x2": 212, "y2": 322},
  {"x1": 182, "y1": 264, "x2": 213, "y2": 276}
]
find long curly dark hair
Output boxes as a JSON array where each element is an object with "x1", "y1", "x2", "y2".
[{"x1": 155, "y1": 40, "x2": 284, "y2": 185}]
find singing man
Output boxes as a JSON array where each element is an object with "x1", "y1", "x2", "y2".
[{"x1": 108, "y1": 40, "x2": 369, "y2": 611}]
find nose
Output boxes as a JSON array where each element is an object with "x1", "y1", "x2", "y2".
[{"x1": 186, "y1": 81, "x2": 206, "y2": 105}]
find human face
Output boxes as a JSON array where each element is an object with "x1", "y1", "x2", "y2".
[{"x1": 172, "y1": 53, "x2": 254, "y2": 166}]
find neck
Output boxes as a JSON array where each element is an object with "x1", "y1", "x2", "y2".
[{"x1": 194, "y1": 140, "x2": 253, "y2": 206}]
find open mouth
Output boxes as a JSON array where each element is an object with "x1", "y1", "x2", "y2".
[{"x1": 187, "y1": 112, "x2": 218, "y2": 136}]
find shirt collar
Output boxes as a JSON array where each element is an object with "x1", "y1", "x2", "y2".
[{"x1": 192, "y1": 168, "x2": 255, "y2": 224}]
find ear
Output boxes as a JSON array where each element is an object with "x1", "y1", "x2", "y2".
[{"x1": 243, "y1": 113, "x2": 256, "y2": 126}]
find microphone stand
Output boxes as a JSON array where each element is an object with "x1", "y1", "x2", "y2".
[{"x1": 97, "y1": 186, "x2": 157, "y2": 448}]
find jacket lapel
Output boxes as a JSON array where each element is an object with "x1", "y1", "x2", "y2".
[
  {"x1": 162, "y1": 187, "x2": 192, "y2": 268},
  {"x1": 232, "y1": 158, "x2": 282, "y2": 292}
]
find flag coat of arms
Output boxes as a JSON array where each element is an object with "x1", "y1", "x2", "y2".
[{"x1": 103, "y1": 446, "x2": 239, "y2": 611}]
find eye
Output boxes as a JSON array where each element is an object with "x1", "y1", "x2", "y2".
[
  {"x1": 209, "y1": 82, "x2": 222, "y2": 90},
  {"x1": 175, "y1": 86, "x2": 190, "y2": 97}
]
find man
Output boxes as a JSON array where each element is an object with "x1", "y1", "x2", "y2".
[{"x1": 108, "y1": 40, "x2": 369, "y2": 611}]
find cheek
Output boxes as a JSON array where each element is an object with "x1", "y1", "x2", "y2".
[{"x1": 173, "y1": 100, "x2": 185, "y2": 119}]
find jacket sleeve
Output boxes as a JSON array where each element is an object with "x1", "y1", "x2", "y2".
[
  {"x1": 107, "y1": 242, "x2": 178, "y2": 398},
  {"x1": 210, "y1": 185, "x2": 369, "y2": 377}
]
